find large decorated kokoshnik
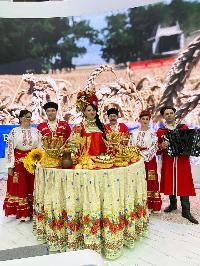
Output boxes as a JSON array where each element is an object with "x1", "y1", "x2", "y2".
[{"x1": 76, "y1": 87, "x2": 99, "y2": 113}]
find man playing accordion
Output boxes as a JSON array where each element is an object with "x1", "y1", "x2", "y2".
[{"x1": 157, "y1": 106, "x2": 199, "y2": 224}]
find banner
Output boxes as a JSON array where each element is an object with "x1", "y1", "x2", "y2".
[
  {"x1": 0, "y1": 0, "x2": 162, "y2": 18},
  {"x1": 0, "y1": 125, "x2": 17, "y2": 158},
  {"x1": 129, "y1": 57, "x2": 175, "y2": 69}
]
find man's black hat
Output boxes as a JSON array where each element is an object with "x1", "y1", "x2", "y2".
[
  {"x1": 160, "y1": 106, "x2": 176, "y2": 116},
  {"x1": 107, "y1": 108, "x2": 119, "y2": 116},
  {"x1": 43, "y1": 102, "x2": 58, "y2": 111}
]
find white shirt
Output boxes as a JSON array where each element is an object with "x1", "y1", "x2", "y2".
[
  {"x1": 130, "y1": 128, "x2": 158, "y2": 162},
  {"x1": 6, "y1": 126, "x2": 42, "y2": 168},
  {"x1": 47, "y1": 120, "x2": 57, "y2": 131}
]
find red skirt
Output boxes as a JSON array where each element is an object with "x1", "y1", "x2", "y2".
[
  {"x1": 3, "y1": 149, "x2": 35, "y2": 219},
  {"x1": 144, "y1": 156, "x2": 162, "y2": 212}
]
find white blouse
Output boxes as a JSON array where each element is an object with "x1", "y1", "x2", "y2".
[
  {"x1": 130, "y1": 128, "x2": 158, "y2": 162},
  {"x1": 6, "y1": 127, "x2": 42, "y2": 168}
]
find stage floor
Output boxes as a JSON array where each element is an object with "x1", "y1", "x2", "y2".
[
  {"x1": 0, "y1": 159, "x2": 200, "y2": 266},
  {"x1": 1, "y1": 199, "x2": 200, "y2": 266}
]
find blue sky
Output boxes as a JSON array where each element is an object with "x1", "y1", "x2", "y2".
[{"x1": 73, "y1": 11, "x2": 114, "y2": 65}]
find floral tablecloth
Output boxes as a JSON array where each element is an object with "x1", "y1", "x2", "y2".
[{"x1": 33, "y1": 158, "x2": 149, "y2": 259}]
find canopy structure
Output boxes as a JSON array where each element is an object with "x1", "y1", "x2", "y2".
[
  {"x1": 0, "y1": 0, "x2": 162, "y2": 18},
  {"x1": 148, "y1": 22, "x2": 184, "y2": 55}
]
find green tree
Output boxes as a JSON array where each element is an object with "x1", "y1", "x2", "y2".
[
  {"x1": 101, "y1": 13, "x2": 131, "y2": 64},
  {"x1": 169, "y1": 0, "x2": 200, "y2": 36},
  {"x1": 101, "y1": 0, "x2": 200, "y2": 64},
  {"x1": 0, "y1": 17, "x2": 97, "y2": 71}
]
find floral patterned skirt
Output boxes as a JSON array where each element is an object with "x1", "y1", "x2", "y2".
[{"x1": 33, "y1": 159, "x2": 149, "y2": 259}]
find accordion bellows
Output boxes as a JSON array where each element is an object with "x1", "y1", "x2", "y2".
[{"x1": 164, "y1": 129, "x2": 200, "y2": 157}]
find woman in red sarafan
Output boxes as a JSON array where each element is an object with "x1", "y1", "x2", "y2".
[
  {"x1": 71, "y1": 89, "x2": 106, "y2": 156},
  {"x1": 3, "y1": 110, "x2": 42, "y2": 222},
  {"x1": 130, "y1": 110, "x2": 162, "y2": 212}
]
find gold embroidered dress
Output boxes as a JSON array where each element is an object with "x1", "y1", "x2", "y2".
[{"x1": 72, "y1": 120, "x2": 106, "y2": 156}]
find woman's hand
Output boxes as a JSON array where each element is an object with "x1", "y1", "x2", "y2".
[
  {"x1": 159, "y1": 141, "x2": 169, "y2": 150},
  {"x1": 8, "y1": 168, "x2": 14, "y2": 176}
]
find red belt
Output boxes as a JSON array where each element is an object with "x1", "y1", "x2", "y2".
[
  {"x1": 139, "y1": 147, "x2": 147, "y2": 151},
  {"x1": 15, "y1": 149, "x2": 31, "y2": 155}
]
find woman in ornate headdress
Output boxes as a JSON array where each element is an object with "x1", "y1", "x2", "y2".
[
  {"x1": 130, "y1": 110, "x2": 162, "y2": 212},
  {"x1": 3, "y1": 110, "x2": 42, "y2": 222},
  {"x1": 72, "y1": 89, "x2": 106, "y2": 156}
]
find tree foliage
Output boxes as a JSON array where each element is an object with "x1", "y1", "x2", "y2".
[
  {"x1": 0, "y1": 17, "x2": 97, "y2": 70},
  {"x1": 101, "y1": 0, "x2": 200, "y2": 64}
]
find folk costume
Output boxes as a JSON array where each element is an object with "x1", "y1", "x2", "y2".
[
  {"x1": 105, "y1": 108, "x2": 129, "y2": 133},
  {"x1": 157, "y1": 118, "x2": 198, "y2": 224},
  {"x1": 37, "y1": 102, "x2": 71, "y2": 140},
  {"x1": 131, "y1": 127, "x2": 162, "y2": 212},
  {"x1": 73, "y1": 121, "x2": 106, "y2": 156},
  {"x1": 157, "y1": 124, "x2": 196, "y2": 197},
  {"x1": 72, "y1": 89, "x2": 106, "y2": 156},
  {"x1": 3, "y1": 127, "x2": 42, "y2": 220}
]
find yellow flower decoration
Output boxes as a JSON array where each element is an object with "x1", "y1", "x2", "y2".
[
  {"x1": 28, "y1": 148, "x2": 44, "y2": 163},
  {"x1": 23, "y1": 148, "x2": 44, "y2": 174}
]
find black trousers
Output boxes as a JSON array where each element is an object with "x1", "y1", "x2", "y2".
[{"x1": 169, "y1": 195, "x2": 190, "y2": 213}]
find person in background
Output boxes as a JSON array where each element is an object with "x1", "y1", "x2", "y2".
[
  {"x1": 105, "y1": 108, "x2": 129, "y2": 133},
  {"x1": 3, "y1": 110, "x2": 42, "y2": 222},
  {"x1": 37, "y1": 101, "x2": 71, "y2": 140},
  {"x1": 130, "y1": 110, "x2": 162, "y2": 212}
]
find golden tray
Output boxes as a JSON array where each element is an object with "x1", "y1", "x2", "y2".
[
  {"x1": 95, "y1": 162, "x2": 113, "y2": 169},
  {"x1": 114, "y1": 161, "x2": 128, "y2": 167},
  {"x1": 94, "y1": 158, "x2": 114, "y2": 163},
  {"x1": 94, "y1": 156, "x2": 114, "y2": 169},
  {"x1": 115, "y1": 155, "x2": 131, "y2": 163}
]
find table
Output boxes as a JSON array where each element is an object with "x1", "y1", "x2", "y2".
[{"x1": 33, "y1": 159, "x2": 149, "y2": 259}]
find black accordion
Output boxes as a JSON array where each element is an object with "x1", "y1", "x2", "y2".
[{"x1": 164, "y1": 129, "x2": 200, "y2": 157}]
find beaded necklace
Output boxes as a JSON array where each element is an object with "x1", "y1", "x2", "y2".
[
  {"x1": 84, "y1": 119, "x2": 96, "y2": 127},
  {"x1": 84, "y1": 119, "x2": 100, "y2": 133}
]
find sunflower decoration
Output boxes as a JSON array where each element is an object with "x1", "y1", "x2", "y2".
[
  {"x1": 23, "y1": 157, "x2": 35, "y2": 174},
  {"x1": 28, "y1": 148, "x2": 44, "y2": 163},
  {"x1": 23, "y1": 148, "x2": 44, "y2": 174}
]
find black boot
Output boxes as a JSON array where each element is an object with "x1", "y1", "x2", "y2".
[
  {"x1": 164, "y1": 195, "x2": 177, "y2": 212},
  {"x1": 181, "y1": 196, "x2": 199, "y2": 224}
]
